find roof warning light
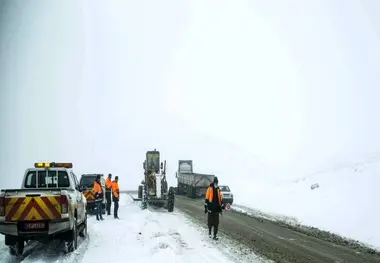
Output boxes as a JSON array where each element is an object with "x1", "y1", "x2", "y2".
[{"x1": 34, "y1": 162, "x2": 73, "y2": 168}]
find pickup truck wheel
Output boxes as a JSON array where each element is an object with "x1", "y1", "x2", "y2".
[
  {"x1": 9, "y1": 239, "x2": 24, "y2": 256},
  {"x1": 9, "y1": 247, "x2": 16, "y2": 256},
  {"x1": 79, "y1": 215, "x2": 87, "y2": 238},
  {"x1": 67, "y1": 218, "x2": 78, "y2": 252}
]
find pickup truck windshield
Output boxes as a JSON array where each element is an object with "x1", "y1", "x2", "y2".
[
  {"x1": 80, "y1": 176, "x2": 96, "y2": 187},
  {"x1": 24, "y1": 170, "x2": 70, "y2": 188},
  {"x1": 219, "y1": 186, "x2": 230, "y2": 192}
]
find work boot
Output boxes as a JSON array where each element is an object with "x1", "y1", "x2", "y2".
[{"x1": 213, "y1": 229, "x2": 218, "y2": 240}]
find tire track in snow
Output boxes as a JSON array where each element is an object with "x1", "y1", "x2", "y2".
[{"x1": 0, "y1": 230, "x2": 90, "y2": 263}]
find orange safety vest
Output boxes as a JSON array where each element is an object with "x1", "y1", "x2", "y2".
[
  {"x1": 105, "y1": 178, "x2": 112, "y2": 192},
  {"x1": 111, "y1": 181, "x2": 119, "y2": 198},
  {"x1": 205, "y1": 185, "x2": 222, "y2": 206},
  {"x1": 93, "y1": 181, "x2": 103, "y2": 194}
]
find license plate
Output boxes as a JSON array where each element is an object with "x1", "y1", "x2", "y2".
[{"x1": 24, "y1": 222, "x2": 46, "y2": 229}]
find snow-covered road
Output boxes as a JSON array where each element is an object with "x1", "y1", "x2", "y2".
[{"x1": 0, "y1": 194, "x2": 265, "y2": 263}]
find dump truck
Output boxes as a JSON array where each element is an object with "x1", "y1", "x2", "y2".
[
  {"x1": 0, "y1": 162, "x2": 87, "y2": 256},
  {"x1": 175, "y1": 160, "x2": 215, "y2": 198},
  {"x1": 79, "y1": 174, "x2": 106, "y2": 215},
  {"x1": 135, "y1": 149, "x2": 175, "y2": 212}
]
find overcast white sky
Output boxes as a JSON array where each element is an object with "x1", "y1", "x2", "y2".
[{"x1": 0, "y1": 0, "x2": 379, "y2": 190}]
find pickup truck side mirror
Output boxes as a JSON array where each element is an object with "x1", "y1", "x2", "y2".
[{"x1": 76, "y1": 185, "x2": 84, "y2": 192}]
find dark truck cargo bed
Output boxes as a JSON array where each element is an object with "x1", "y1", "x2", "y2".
[{"x1": 176, "y1": 172, "x2": 215, "y2": 198}]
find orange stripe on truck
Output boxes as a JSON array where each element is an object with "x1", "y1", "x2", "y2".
[
  {"x1": 83, "y1": 190, "x2": 95, "y2": 201},
  {"x1": 5, "y1": 196, "x2": 61, "y2": 222}
]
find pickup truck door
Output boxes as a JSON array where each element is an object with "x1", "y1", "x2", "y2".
[{"x1": 70, "y1": 172, "x2": 85, "y2": 222}]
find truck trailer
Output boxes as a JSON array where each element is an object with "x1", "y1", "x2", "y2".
[{"x1": 175, "y1": 160, "x2": 215, "y2": 198}]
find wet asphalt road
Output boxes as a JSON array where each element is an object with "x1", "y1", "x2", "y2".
[{"x1": 175, "y1": 195, "x2": 380, "y2": 263}]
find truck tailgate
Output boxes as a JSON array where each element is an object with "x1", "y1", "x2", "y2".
[{"x1": 3, "y1": 189, "x2": 62, "y2": 222}]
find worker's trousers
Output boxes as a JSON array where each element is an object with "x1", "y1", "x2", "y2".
[
  {"x1": 207, "y1": 212, "x2": 220, "y2": 236},
  {"x1": 113, "y1": 200, "x2": 119, "y2": 218},
  {"x1": 95, "y1": 200, "x2": 103, "y2": 220},
  {"x1": 105, "y1": 191, "x2": 112, "y2": 215}
]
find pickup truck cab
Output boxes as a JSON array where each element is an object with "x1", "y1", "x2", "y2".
[
  {"x1": 219, "y1": 185, "x2": 234, "y2": 205},
  {"x1": 79, "y1": 174, "x2": 106, "y2": 214},
  {"x1": 0, "y1": 162, "x2": 87, "y2": 256}
]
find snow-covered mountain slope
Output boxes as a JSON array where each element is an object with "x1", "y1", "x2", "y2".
[{"x1": 234, "y1": 158, "x2": 380, "y2": 249}]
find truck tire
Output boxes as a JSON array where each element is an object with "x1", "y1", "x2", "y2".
[
  {"x1": 8, "y1": 239, "x2": 24, "y2": 256},
  {"x1": 187, "y1": 186, "x2": 196, "y2": 198},
  {"x1": 176, "y1": 184, "x2": 182, "y2": 195},
  {"x1": 79, "y1": 214, "x2": 87, "y2": 238},
  {"x1": 67, "y1": 218, "x2": 78, "y2": 253},
  {"x1": 141, "y1": 185, "x2": 147, "y2": 210},
  {"x1": 167, "y1": 187, "x2": 175, "y2": 212},
  {"x1": 138, "y1": 185, "x2": 143, "y2": 199}
]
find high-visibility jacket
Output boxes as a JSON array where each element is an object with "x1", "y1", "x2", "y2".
[
  {"x1": 93, "y1": 181, "x2": 103, "y2": 201},
  {"x1": 111, "y1": 180, "x2": 119, "y2": 199},
  {"x1": 105, "y1": 177, "x2": 112, "y2": 193},
  {"x1": 205, "y1": 184, "x2": 222, "y2": 206},
  {"x1": 204, "y1": 183, "x2": 223, "y2": 213}
]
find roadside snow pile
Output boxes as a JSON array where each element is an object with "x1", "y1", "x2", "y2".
[{"x1": 234, "y1": 160, "x2": 380, "y2": 249}]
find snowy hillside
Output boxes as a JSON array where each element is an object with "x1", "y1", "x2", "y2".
[{"x1": 234, "y1": 158, "x2": 380, "y2": 249}]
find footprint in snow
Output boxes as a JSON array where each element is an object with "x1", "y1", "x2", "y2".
[
  {"x1": 168, "y1": 231, "x2": 190, "y2": 250},
  {"x1": 152, "y1": 232, "x2": 165, "y2": 238}
]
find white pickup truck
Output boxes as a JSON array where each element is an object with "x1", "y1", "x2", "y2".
[
  {"x1": 219, "y1": 185, "x2": 234, "y2": 205},
  {"x1": 0, "y1": 162, "x2": 87, "y2": 256}
]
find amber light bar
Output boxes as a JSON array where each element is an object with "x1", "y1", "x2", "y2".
[{"x1": 34, "y1": 162, "x2": 73, "y2": 168}]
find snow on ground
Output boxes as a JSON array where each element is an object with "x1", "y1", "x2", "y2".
[
  {"x1": 0, "y1": 194, "x2": 265, "y2": 263},
  {"x1": 233, "y1": 159, "x2": 380, "y2": 249}
]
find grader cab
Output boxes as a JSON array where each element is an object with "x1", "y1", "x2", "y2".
[{"x1": 137, "y1": 149, "x2": 174, "y2": 212}]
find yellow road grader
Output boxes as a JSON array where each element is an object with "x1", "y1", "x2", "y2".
[{"x1": 136, "y1": 149, "x2": 175, "y2": 212}]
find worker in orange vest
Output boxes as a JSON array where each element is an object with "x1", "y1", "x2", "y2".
[
  {"x1": 105, "y1": 174, "x2": 113, "y2": 215},
  {"x1": 204, "y1": 177, "x2": 225, "y2": 240},
  {"x1": 111, "y1": 176, "x2": 120, "y2": 219},
  {"x1": 93, "y1": 175, "x2": 104, "y2": 221}
]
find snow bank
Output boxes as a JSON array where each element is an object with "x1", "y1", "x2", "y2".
[{"x1": 234, "y1": 160, "x2": 380, "y2": 248}]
